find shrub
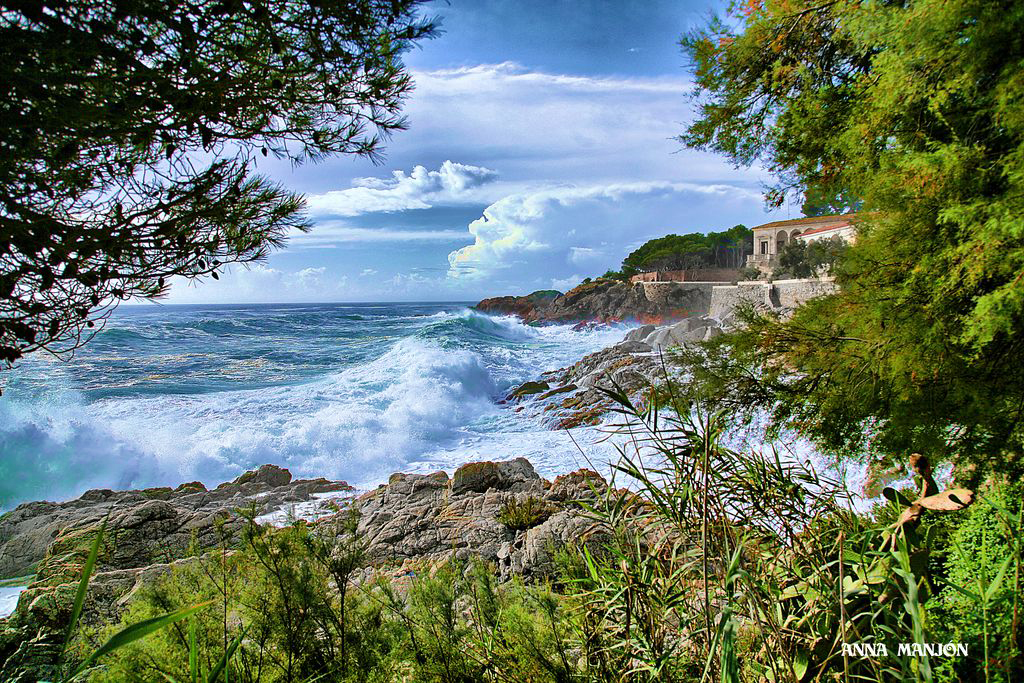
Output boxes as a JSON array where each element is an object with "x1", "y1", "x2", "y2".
[
  {"x1": 932, "y1": 479, "x2": 1023, "y2": 683},
  {"x1": 497, "y1": 496, "x2": 553, "y2": 531}
]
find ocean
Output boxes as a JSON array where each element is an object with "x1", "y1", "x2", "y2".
[{"x1": 0, "y1": 302, "x2": 631, "y2": 511}]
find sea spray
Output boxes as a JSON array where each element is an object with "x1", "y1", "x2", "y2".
[{"x1": 0, "y1": 303, "x2": 630, "y2": 509}]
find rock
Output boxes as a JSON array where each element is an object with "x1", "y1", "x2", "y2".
[
  {"x1": 703, "y1": 326, "x2": 723, "y2": 341},
  {"x1": 344, "y1": 459, "x2": 607, "y2": 581},
  {"x1": 233, "y1": 464, "x2": 292, "y2": 488},
  {"x1": 548, "y1": 469, "x2": 607, "y2": 502},
  {"x1": 615, "y1": 340, "x2": 652, "y2": 353},
  {"x1": 0, "y1": 468, "x2": 350, "y2": 580},
  {"x1": 475, "y1": 290, "x2": 562, "y2": 320},
  {"x1": 624, "y1": 324, "x2": 656, "y2": 342},
  {"x1": 475, "y1": 280, "x2": 707, "y2": 325},
  {"x1": 507, "y1": 380, "x2": 550, "y2": 400},
  {"x1": 537, "y1": 384, "x2": 576, "y2": 400},
  {"x1": 645, "y1": 327, "x2": 674, "y2": 348},
  {"x1": 452, "y1": 458, "x2": 539, "y2": 495}
]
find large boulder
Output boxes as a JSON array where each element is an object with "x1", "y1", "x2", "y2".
[
  {"x1": 451, "y1": 458, "x2": 539, "y2": 494},
  {"x1": 232, "y1": 464, "x2": 292, "y2": 488}
]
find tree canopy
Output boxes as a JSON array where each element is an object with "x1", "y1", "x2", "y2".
[
  {"x1": 0, "y1": 0, "x2": 434, "y2": 379},
  {"x1": 679, "y1": 0, "x2": 1024, "y2": 479},
  {"x1": 620, "y1": 224, "x2": 751, "y2": 275}
]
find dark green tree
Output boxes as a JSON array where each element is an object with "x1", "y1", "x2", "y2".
[
  {"x1": 619, "y1": 224, "x2": 751, "y2": 275},
  {"x1": 679, "y1": 0, "x2": 1024, "y2": 478},
  {"x1": 772, "y1": 235, "x2": 847, "y2": 279},
  {"x1": 0, "y1": 0, "x2": 434, "y2": 381}
]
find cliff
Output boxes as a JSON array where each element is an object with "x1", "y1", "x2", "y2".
[
  {"x1": 475, "y1": 289, "x2": 562, "y2": 320},
  {"x1": 475, "y1": 280, "x2": 715, "y2": 324}
]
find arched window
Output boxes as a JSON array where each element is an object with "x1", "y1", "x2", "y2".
[{"x1": 776, "y1": 230, "x2": 789, "y2": 252}]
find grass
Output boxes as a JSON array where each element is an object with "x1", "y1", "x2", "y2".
[{"x1": 497, "y1": 496, "x2": 553, "y2": 531}]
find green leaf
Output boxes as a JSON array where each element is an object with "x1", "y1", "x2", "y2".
[
  {"x1": 206, "y1": 624, "x2": 248, "y2": 683},
  {"x1": 189, "y1": 616, "x2": 198, "y2": 683},
  {"x1": 944, "y1": 580, "x2": 981, "y2": 603},
  {"x1": 64, "y1": 519, "x2": 107, "y2": 655},
  {"x1": 984, "y1": 555, "x2": 1013, "y2": 603},
  {"x1": 793, "y1": 649, "x2": 810, "y2": 681},
  {"x1": 882, "y1": 487, "x2": 913, "y2": 507},
  {"x1": 70, "y1": 601, "x2": 213, "y2": 679}
]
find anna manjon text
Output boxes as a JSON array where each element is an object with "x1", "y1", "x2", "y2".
[{"x1": 842, "y1": 643, "x2": 969, "y2": 658}]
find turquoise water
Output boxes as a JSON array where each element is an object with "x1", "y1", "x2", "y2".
[{"x1": 0, "y1": 303, "x2": 628, "y2": 510}]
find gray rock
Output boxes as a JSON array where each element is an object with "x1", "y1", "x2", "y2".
[
  {"x1": 346, "y1": 463, "x2": 605, "y2": 581},
  {"x1": 451, "y1": 458, "x2": 539, "y2": 495},
  {"x1": 644, "y1": 327, "x2": 673, "y2": 348},
  {"x1": 703, "y1": 326, "x2": 723, "y2": 341},
  {"x1": 614, "y1": 340, "x2": 653, "y2": 353},
  {"x1": 0, "y1": 466, "x2": 351, "y2": 580},
  {"x1": 624, "y1": 325, "x2": 656, "y2": 342}
]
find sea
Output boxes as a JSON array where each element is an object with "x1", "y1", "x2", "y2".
[{"x1": 0, "y1": 302, "x2": 633, "y2": 512}]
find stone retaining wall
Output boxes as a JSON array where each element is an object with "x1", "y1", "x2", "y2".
[
  {"x1": 638, "y1": 281, "x2": 718, "y2": 317},
  {"x1": 709, "y1": 278, "x2": 837, "y2": 319}
]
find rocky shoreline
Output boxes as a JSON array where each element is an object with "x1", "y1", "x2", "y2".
[
  {"x1": 0, "y1": 459, "x2": 606, "y2": 679},
  {"x1": 476, "y1": 278, "x2": 711, "y2": 324}
]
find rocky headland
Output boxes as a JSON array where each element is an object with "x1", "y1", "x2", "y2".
[{"x1": 476, "y1": 279, "x2": 710, "y2": 324}]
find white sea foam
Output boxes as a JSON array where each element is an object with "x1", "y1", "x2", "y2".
[{"x1": 0, "y1": 308, "x2": 634, "y2": 509}]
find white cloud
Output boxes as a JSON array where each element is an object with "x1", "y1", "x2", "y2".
[
  {"x1": 305, "y1": 160, "x2": 498, "y2": 217},
  {"x1": 295, "y1": 224, "x2": 470, "y2": 246},
  {"x1": 447, "y1": 181, "x2": 763, "y2": 283},
  {"x1": 401, "y1": 63, "x2": 756, "y2": 186},
  {"x1": 414, "y1": 62, "x2": 684, "y2": 96},
  {"x1": 551, "y1": 274, "x2": 585, "y2": 291},
  {"x1": 359, "y1": 268, "x2": 378, "y2": 277},
  {"x1": 166, "y1": 265, "x2": 348, "y2": 304},
  {"x1": 568, "y1": 247, "x2": 604, "y2": 265}
]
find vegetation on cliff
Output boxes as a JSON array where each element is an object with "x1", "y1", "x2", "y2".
[
  {"x1": 587, "y1": 225, "x2": 753, "y2": 284},
  {"x1": 619, "y1": 225, "x2": 753, "y2": 275}
]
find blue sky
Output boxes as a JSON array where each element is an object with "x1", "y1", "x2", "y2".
[{"x1": 167, "y1": 0, "x2": 789, "y2": 304}]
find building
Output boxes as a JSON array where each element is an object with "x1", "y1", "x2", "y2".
[{"x1": 746, "y1": 213, "x2": 858, "y2": 273}]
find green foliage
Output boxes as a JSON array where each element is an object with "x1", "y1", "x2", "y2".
[
  {"x1": 25, "y1": 520, "x2": 213, "y2": 683},
  {"x1": 620, "y1": 224, "x2": 751, "y2": 274},
  {"x1": 679, "y1": 0, "x2": 1024, "y2": 478},
  {"x1": 80, "y1": 513, "x2": 386, "y2": 683},
  {"x1": 81, "y1": 514, "x2": 581, "y2": 683},
  {"x1": 496, "y1": 495, "x2": 553, "y2": 531},
  {"x1": 567, "y1": 388, "x2": 1010, "y2": 682},
  {"x1": 599, "y1": 270, "x2": 630, "y2": 282},
  {"x1": 932, "y1": 481, "x2": 1023, "y2": 683},
  {"x1": 0, "y1": 0, "x2": 435, "y2": 378},
  {"x1": 771, "y1": 236, "x2": 848, "y2": 279}
]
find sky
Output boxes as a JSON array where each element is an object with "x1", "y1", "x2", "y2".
[{"x1": 166, "y1": 0, "x2": 790, "y2": 305}]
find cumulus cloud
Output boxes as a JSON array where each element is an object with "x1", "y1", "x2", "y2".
[
  {"x1": 294, "y1": 225, "x2": 470, "y2": 247},
  {"x1": 550, "y1": 274, "x2": 585, "y2": 291},
  {"x1": 447, "y1": 181, "x2": 764, "y2": 284},
  {"x1": 401, "y1": 63, "x2": 756, "y2": 185},
  {"x1": 306, "y1": 160, "x2": 499, "y2": 217},
  {"x1": 166, "y1": 265, "x2": 348, "y2": 304}
]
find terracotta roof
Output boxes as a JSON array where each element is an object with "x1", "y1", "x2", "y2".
[{"x1": 751, "y1": 213, "x2": 858, "y2": 232}]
